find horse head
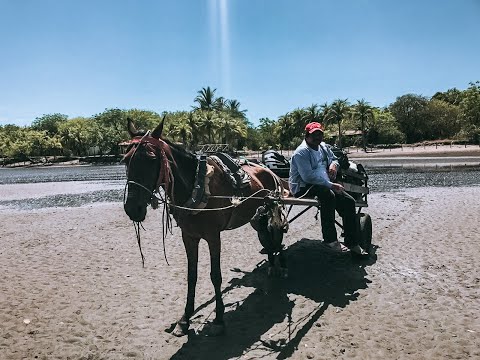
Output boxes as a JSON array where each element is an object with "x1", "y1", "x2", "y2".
[{"x1": 123, "y1": 116, "x2": 173, "y2": 222}]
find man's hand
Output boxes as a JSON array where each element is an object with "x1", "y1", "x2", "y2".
[
  {"x1": 328, "y1": 163, "x2": 338, "y2": 180},
  {"x1": 331, "y1": 182, "x2": 344, "y2": 194}
]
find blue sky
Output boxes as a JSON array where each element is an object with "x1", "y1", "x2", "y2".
[{"x1": 1, "y1": 0, "x2": 479, "y2": 127}]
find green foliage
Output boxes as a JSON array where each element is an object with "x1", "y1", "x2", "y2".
[
  {"x1": 368, "y1": 109, "x2": 406, "y2": 144},
  {"x1": 432, "y1": 88, "x2": 464, "y2": 106},
  {"x1": 390, "y1": 94, "x2": 431, "y2": 143},
  {"x1": 224, "y1": 99, "x2": 247, "y2": 120},
  {"x1": 194, "y1": 87, "x2": 221, "y2": 112},
  {"x1": 303, "y1": 104, "x2": 323, "y2": 125},
  {"x1": 31, "y1": 113, "x2": 68, "y2": 135},
  {"x1": 58, "y1": 117, "x2": 102, "y2": 156},
  {"x1": 0, "y1": 125, "x2": 22, "y2": 157},
  {"x1": 426, "y1": 99, "x2": 461, "y2": 139},
  {"x1": 163, "y1": 111, "x2": 192, "y2": 146},
  {"x1": 125, "y1": 109, "x2": 163, "y2": 131},
  {"x1": 327, "y1": 99, "x2": 350, "y2": 147},
  {"x1": 189, "y1": 86, "x2": 250, "y2": 149},
  {"x1": 352, "y1": 99, "x2": 373, "y2": 151},
  {"x1": 244, "y1": 123, "x2": 262, "y2": 151},
  {"x1": 0, "y1": 125, "x2": 63, "y2": 158},
  {"x1": 255, "y1": 118, "x2": 278, "y2": 150},
  {"x1": 459, "y1": 81, "x2": 480, "y2": 128},
  {"x1": 277, "y1": 114, "x2": 298, "y2": 150},
  {"x1": 93, "y1": 108, "x2": 130, "y2": 155}
]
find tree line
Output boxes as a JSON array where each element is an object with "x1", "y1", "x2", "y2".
[{"x1": 1, "y1": 81, "x2": 479, "y2": 160}]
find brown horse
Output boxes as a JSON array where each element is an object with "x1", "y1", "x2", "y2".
[{"x1": 123, "y1": 118, "x2": 287, "y2": 336}]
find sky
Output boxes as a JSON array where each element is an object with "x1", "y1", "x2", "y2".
[{"x1": 1, "y1": 0, "x2": 479, "y2": 127}]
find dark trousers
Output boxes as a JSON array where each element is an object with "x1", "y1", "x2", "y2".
[{"x1": 295, "y1": 185, "x2": 360, "y2": 248}]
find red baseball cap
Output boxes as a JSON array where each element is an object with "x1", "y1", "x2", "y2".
[{"x1": 305, "y1": 122, "x2": 324, "y2": 133}]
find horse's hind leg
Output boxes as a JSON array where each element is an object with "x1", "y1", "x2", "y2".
[
  {"x1": 267, "y1": 253, "x2": 276, "y2": 277},
  {"x1": 173, "y1": 233, "x2": 200, "y2": 337},
  {"x1": 205, "y1": 232, "x2": 225, "y2": 336}
]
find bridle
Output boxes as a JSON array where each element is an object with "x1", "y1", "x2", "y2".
[
  {"x1": 124, "y1": 132, "x2": 175, "y2": 208},
  {"x1": 124, "y1": 132, "x2": 175, "y2": 267}
]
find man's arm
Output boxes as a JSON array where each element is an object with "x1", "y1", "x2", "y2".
[
  {"x1": 325, "y1": 145, "x2": 340, "y2": 180},
  {"x1": 292, "y1": 149, "x2": 333, "y2": 189}
]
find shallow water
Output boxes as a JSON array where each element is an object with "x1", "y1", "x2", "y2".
[
  {"x1": 0, "y1": 164, "x2": 479, "y2": 210},
  {"x1": 367, "y1": 167, "x2": 480, "y2": 192},
  {"x1": 0, "y1": 164, "x2": 126, "y2": 184}
]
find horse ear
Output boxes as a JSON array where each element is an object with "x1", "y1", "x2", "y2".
[
  {"x1": 127, "y1": 117, "x2": 141, "y2": 137},
  {"x1": 151, "y1": 115, "x2": 166, "y2": 139}
]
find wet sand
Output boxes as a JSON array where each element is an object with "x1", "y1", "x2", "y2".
[
  {"x1": 1, "y1": 185, "x2": 479, "y2": 359},
  {"x1": 347, "y1": 145, "x2": 480, "y2": 169},
  {"x1": 347, "y1": 144, "x2": 480, "y2": 158}
]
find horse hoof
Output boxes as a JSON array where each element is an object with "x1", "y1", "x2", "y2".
[
  {"x1": 172, "y1": 322, "x2": 189, "y2": 337},
  {"x1": 204, "y1": 322, "x2": 225, "y2": 336}
]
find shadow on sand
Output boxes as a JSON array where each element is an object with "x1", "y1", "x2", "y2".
[{"x1": 169, "y1": 238, "x2": 377, "y2": 360}]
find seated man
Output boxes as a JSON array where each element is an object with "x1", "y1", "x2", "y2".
[{"x1": 289, "y1": 122, "x2": 369, "y2": 258}]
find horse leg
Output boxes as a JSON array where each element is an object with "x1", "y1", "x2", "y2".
[
  {"x1": 267, "y1": 253, "x2": 276, "y2": 277},
  {"x1": 173, "y1": 233, "x2": 200, "y2": 337},
  {"x1": 205, "y1": 232, "x2": 225, "y2": 336},
  {"x1": 279, "y1": 249, "x2": 288, "y2": 278}
]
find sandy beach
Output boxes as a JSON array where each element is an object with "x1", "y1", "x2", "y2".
[{"x1": 1, "y1": 179, "x2": 479, "y2": 359}]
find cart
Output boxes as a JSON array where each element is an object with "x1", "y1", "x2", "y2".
[{"x1": 255, "y1": 149, "x2": 373, "y2": 254}]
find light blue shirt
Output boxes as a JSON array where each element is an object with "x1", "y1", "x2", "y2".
[{"x1": 289, "y1": 140, "x2": 340, "y2": 195}]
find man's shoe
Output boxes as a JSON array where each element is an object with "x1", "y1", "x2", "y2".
[
  {"x1": 350, "y1": 245, "x2": 370, "y2": 259},
  {"x1": 324, "y1": 241, "x2": 350, "y2": 253}
]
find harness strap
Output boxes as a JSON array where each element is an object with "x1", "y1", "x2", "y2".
[{"x1": 184, "y1": 155, "x2": 210, "y2": 209}]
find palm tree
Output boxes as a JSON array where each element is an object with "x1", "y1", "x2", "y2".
[
  {"x1": 354, "y1": 99, "x2": 374, "y2": 152},
  {"x1": 216, "y1": 112, "x2": 233, "y2": 144},
  {"x1": 217, "y1": 115, "x2": 247, "y2": 147},
  {"x1": 193, "y1": 87, "x2": 218, "y2": 111},
  {"x1": 229, "y1": 118, "x2": 248, "y2": 149},
  {"x1": 225, "y1": 99, "x2": 247, "y2": 120},
  {"x1": 319, "y1": 102, "x2": 331, "y2": 126},
  {"x1": 303, "y1": 104, "x2": 322, "y2": 124},
  {"x1": 170, "y1": 115, "x2": 192, "y2": 147},
  {"x1": 198, "y1": 111, "x2": 218, "y2": 144},
  {"x1": 277, "y1": 114, "x2": 296, "y2": 149},
  {"x1": 214, "y1": 96, "x2": 226, "y2": 111},
  {"x1": 186, "y1": 111, "x2": 200, "y2": 148},
  {"x1": 290, "y1": 108, "x2": 306, "y2": 136},
  {"x1": 329, "y1": 99, "x2": 350, "y2": 148}
]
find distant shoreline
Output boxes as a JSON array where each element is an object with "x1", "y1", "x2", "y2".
[{"x1": 2, "y1": 144, "x2": 480, "y2": 169}]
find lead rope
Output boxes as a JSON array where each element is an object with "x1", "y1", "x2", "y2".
[
  {"x1": 133, "y1": 221, "x2": 146, "y2": 267},
  {"x1": 161, "y1": 190, "x2": 171, "y2": 266},
  {"x1": 124, "y1": 183, "x2": 146, "y2": 267}
]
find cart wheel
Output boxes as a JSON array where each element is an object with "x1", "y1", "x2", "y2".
[{"x1": 358, "y1": 213, "x2": 372, "y2": 253}]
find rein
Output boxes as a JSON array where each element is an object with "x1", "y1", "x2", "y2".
[{"x1": 126, "y1": 181, "x2": 280, "y2": 212}]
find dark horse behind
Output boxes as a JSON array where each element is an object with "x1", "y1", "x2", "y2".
[{"x1": 123, "y1": 117, "x2": 288, "y2": 336}]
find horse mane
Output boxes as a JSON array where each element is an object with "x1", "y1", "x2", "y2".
[
  {"x1": 159, "y1": 138, "x2": 199, "y2": 206},
  {"x1": 162, "y1": 138, "x2": 197, "y2": 162}
]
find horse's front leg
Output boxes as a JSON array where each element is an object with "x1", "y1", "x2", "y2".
[
  {"x1": 205, "y1": 232, "x2": 225, "y2": 336},
  {"x1": 173, "y1": 232, "x2": 200, "y2": 337}
]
